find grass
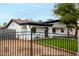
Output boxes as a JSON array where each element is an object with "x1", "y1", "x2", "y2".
[{"x1": 36, "y1": 37, "x2": 78, "y2": 52}]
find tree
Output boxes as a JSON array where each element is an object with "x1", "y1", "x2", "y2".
[
  {"x1": 18, "y1": 18, "x2": 21, "y2": 20},
  {"x1": 3, "y1": 23, "x2": 7, "y2": 26},
  {"x1": 38, "y1": 20, "x2": 42, "y2": 22},
  {"x1": 47, "y1": 19, "x2": 53, "y2": 22},
  {"x1": 53, "y1": 3, "x2": 79, "y2": 38}
]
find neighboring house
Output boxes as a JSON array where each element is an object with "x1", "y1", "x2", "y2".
[{"x1": 1, "y1": 19, "x2": 52, "y2": 40}]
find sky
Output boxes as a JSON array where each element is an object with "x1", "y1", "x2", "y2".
[{"x1": 0, "y1": 3, "x2": 57, "y2": 26}]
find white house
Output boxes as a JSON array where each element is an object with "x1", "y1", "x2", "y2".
[
  {"x1": 1, "y1": 19, "x2": 78, "y2": 40},
  {"x1": 44, "y1": 20, "x2": 79, "y2": 37},
  {"x1": 2, "y1": 19, "x2": 52, "y2": 40}
]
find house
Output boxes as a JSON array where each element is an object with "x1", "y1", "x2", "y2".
[
  {"x1": 1, "y1": 19, "x2": 53, "y2": 40},
  {"x1": 44, "y1": 20, "x2": 77, "y2": 37},
  {"x1": 1, "y1": 19, "x2": 78, "y2": 40}
]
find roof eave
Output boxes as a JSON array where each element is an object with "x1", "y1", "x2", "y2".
[{"x1": 19, "y1": 22, "x2": 53, "y2": 26}]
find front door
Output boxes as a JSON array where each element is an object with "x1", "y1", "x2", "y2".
[{"x1": 45, "y1": 27, "x2": 48, "y2": 37}]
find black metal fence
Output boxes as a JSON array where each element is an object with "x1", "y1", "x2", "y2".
[{"x1": 0, "y1": 31, "x2": 78, "y2": 56}]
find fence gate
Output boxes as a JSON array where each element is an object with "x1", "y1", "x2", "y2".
[{"x1": 0, "y1": 31, "x2": 77, "y2": 56}]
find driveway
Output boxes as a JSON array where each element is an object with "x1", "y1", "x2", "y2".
[{"x1": 0, "y1": 39, "x2": 77, "y2": 56}]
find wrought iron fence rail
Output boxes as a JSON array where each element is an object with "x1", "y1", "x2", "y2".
[{"x1": 0, "y1": 31, "x2": 77, "y2": 56}]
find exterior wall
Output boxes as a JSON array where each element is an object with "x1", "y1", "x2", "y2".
[
  {"x1": 8, "y1": 22, "x2": 22, "y2": 32},
  {"x1": 52, "y1": 22, "x2": 79, "y2": 36},
  {"x1": 8, "y1": 21, "x2": 77, "y2": 40},
  {"x1": 52, "y1": 22, "x2": 66, "y2": 28},
  {"x1": 69, "y1": 28, "x2": 75, "y2": 35},
  {"x1": 32, "y1": 26, "x2": 45, "y2": 38},
  {"x1": 31, "y1": 26, "x2": 52, "y2": 39},
  {"x1": 53, "y1": 28, "x2": 68, "y2": 36},
  {"x1": 55, "y1": 28, "x2": 67, "y2": 34},
  {"x1": 36, "y1": 27, "x2": 45, "y2": 33},
  {"x1": 51, "y1": 22, "x2": 77, "y2": 36},
  {"x1": 48, "y1": 27, "x2": 53, "y2": 38},
  {"x1": 7, "y1": 22, "x2": 52, "y2": 40},
  {"x1": 7, "y1": 22, "x2": 53, "y2": 40},
  {"x1": 50, "y1": 22, "x2": 68, "y2": 36},
  {"x1": 17, "y1": 25, "x2": 31, "y2": 40},
  {"x1": 7, "y1": 22, "x2": 31, "y2": 40}
]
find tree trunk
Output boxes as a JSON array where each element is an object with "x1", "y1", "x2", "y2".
[{"x1": 75, "y1": 23, "x2": 78, "y2": 39}]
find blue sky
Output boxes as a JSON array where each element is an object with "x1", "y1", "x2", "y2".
[{"x1": 0, "y1": 3, "x2": 57, "y2": 25}]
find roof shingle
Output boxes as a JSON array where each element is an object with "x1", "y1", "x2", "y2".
[{"x1": 13, "y1": 19, "x2": 32, "y2": 23}]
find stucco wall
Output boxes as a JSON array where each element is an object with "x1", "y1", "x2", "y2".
[
  {"x1": 7, "y1": 21, "x2": 76, "y2": 39},
  {"x1": 69, "y1": 28, "x2": 75, "y2": 35},
  {"x1": 32, "y1": 26, "x2": 45, "y2": 38},
  {"x1": 8, "y1": 22, "x2": 22, "y2": 32},
  {"x1": 52, "y1": 22, "x2": 67, "y2": 33},
  {"x1": 31, "y1": 26, "x2": 53, "y2": 38},
  {"x1": 7, "y1": 22, "x2": 31, "y2": 40},
  {"x1": 50, "y1": 22, "x2": 68, "y2": 36},
  {"x1": 36, "y1": 27, "x2": 45, "y2": 33},
  {"x1": 7, "y1": 22, "x2": 52, "y2": 40},
  {"x1": 55, "y1": 28, "x2": 67, "y2": 34},
  {"x1": 52, "y1": 22, "x2": 66, "y2": 28}
]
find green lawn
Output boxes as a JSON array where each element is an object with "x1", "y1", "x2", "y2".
[{"x1": 36, "y1": 37, "x2": 78, "y2": 52}]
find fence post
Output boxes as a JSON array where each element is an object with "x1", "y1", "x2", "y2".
[{"x1": 30, "y1": 30, "x2": 33, "y2": 56}]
